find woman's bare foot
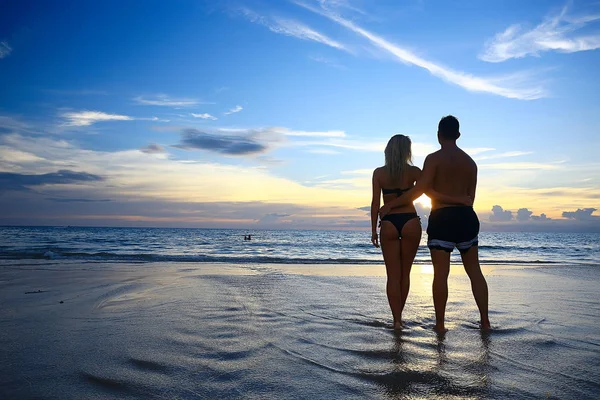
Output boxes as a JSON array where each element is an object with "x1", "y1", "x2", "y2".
[
  {"x1": 393, "y1": 321, "x2": 403, "y2": 330},
  {"x1": 480, "y1": 319, "x2": 491, "y2": 330},
  {"x1": 433, "y1": 324, "x2": 448, "y2": 333}
]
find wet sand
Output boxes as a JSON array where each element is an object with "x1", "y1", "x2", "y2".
[{"x1": 1, "y1": 260, "x2": 599, "y2": 399}]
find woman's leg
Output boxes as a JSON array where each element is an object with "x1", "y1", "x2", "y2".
[
  {"x1": 399, "y1": 217, "x2": 422, "y2": 316},
  {"x1": 380, "y1": 220, "x2": 402, "y2": 327}
]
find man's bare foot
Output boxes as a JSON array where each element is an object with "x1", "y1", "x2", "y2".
[
  {"x1": 480, "y1": 319, "x2": 491, "y2": 330},
  {"x1": 393, "y1": 321, "x2": 403, "y2": 330},
  {"x1": 433, "y1": 324, "x2": 448, "y2": 333}
]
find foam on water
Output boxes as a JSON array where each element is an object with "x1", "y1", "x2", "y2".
[{"x1": 1, "y1": 226, "x2": 599, "y2": 266}]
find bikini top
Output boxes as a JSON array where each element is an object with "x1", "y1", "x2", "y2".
[{"x1": 382, "y1": 186, "x2": 413, "y2": 196}]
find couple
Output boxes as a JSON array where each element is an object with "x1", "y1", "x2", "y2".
[{"x1": 370, "y1": 115, "x2": 490, "y2": 332}]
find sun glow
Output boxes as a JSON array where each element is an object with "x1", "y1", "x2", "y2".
[
  {"x1": 420, "y1": 265, "x2": 434, "y2": 274},
  {"x1": 415, "y1": 194, "x2": 432, "y2": 209}
]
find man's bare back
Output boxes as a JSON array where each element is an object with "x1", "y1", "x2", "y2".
[{"x1": 427, "y1": 147, "x2": 477, "y2": 210}]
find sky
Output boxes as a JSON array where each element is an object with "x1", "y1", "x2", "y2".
[{"x1": 0, "y1": 0, "x2": 599, "y2": 231}]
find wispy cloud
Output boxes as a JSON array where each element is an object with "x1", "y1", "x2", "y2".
[
  {"x1": 62, "y1": 111, "x2": 134, "y2": 127},
  {"x1": 480, "y1": 5, "x2": 600, "y2": 62},
  {"x1": 289, "y1": 137, "x2": 436, "y2": 156},
  {"x1": 317, "y1": 0, "x2": 367, "y2": 15},
  {"x1": 215, "y1": 126, "x2": 346, "y2": 138},
  {"x1": 191, "y1": 113, "x2": 218, "y2": 120},
  {"x1": 340, "y1": 169, "x2": 372, "y2": 175},
  {"x1": 61, "y1": 111, "x2": 161, "y2": 127},
  {"x1": 44, "y1": 89, "x2": 109, "y2": 96},
  {"x1": 295, "y1": 2, "x2": 546, "y2": 100},
  {"x1": 307, "y1": 148, "x2": 340, "y2": 154},
  {"x1": 474, "y1": 151, "x2": 534, "y2": 161},
  {"x1": 309, "y1": 55, "x2": 347, "y2": 69},
  {"x1": 479, "y1": 162, "x2": 562, "y2": 170},
  {"x1": 275, "y1": 127, "x2": 345, "y2": 137},
  {"x1": 0, "y1": 41, "x2": 11, "y2": 59},
  {"x1": 464, "y1": 147, "x2": 496, "y2": 156},
  {"x1": 134, "y1": 94, "x2": 208, "y2": 107},
  {"x1": 224, "y1": 105, "x2": 243, "y2": 115},
  {"x1": 240, "y1": 8, "x2": 346, "y2": 50}
]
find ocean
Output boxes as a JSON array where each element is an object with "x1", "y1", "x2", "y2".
[{"x1": 1, "y1": 226, "x2": 599, "y2": 266}]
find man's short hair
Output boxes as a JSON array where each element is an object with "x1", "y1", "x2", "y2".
[{"x1": 438, "y1": 115, "x2": 460, "y2": 140}]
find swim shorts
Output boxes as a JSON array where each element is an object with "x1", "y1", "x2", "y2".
[{"x1": 427, "y1": 206, "x2": 479, "y2": 253}]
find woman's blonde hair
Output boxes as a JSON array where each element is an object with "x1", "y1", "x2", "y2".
[{"x1": 384, "y1": 134, "x2": 412, "y2": 182}]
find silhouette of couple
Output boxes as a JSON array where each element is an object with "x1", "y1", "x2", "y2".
[{"x1": 371, "y1": 116, "x2": 490, "y2": 332}]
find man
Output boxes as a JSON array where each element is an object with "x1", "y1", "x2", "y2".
[{"x1": 379, "y1": 115, "x2": 490, "y2": 332}]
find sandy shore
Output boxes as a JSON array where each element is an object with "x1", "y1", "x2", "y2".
[{"x1": 1, "y1": 260, "x2": 599, "y2": 399}]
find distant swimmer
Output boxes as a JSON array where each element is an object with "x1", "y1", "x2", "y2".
[
  {"x1": 244, "y1": 234, "x2": 252, "y2": 240},
  {"x1": 381, "y1": 115, "x2": 490, "y2": 332}
]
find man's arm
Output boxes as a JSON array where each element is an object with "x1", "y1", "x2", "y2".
[
  {"x1": 379, "y1": 156, "x2": 436, "y2": 216},
  {"x1": 370, "y1": 169, "x2": 381, "y2": 247}
]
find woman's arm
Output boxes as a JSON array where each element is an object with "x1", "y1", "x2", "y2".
[{"x1": 370, "y1": 169, "x2": 381, "y2": 247}]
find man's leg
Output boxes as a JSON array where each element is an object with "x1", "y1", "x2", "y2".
[
  {"x1": 459, "y1": 245, "x2": 490, "y2": 329},
  {"x1": 430, "y1": 248, "x2": 451, "y2": 332}
]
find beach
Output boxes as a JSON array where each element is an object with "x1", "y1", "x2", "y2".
[{"x1": 1, "y1": 259, "x2": 599, "y2": 399}]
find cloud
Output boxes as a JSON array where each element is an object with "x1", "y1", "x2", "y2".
[
  {"x1": 276, "y1": 127, "x2": 345, "y2": 137},
  {"x1": 140, "y1": 144, "x2": 166, "y2": 154},
  {"x1": 257, "y1": 213, "x2": 291, "y2": 224},
  {"x1": 45, "y1": 197, "x2": 113, "y2": 203},
  {"x1": 240, "y1": 8, "x2": 346, "y2": 50},
  {"x1": 61, "y1": 111, "x2": 164, "y2": 127},
  {"x1": 62, "y1": 111, "x2": 133, "y2": 126},
  {"x1": 479, "y1": 162, "x2": 561, "y2": 170},
  {"x1": 480, "y1": 5, "x2": 600, "y2": 62},
  {"x1": 191, "y1": 113, "x2": 218, "y2": 120},
  {"x1": 317, "y1": 0, "x2": 367, "y2": 15},
  {"x1": 341, "y1": 169, "x2": 372, "y2": 175},
  {"x1": 289, "y1": 137, "x2": 435, "y2": 155},
  {"x1": 464, "y1": 147, "x2": 496, "y2": 156},
  {"x1": 216, "y1": 126, "x2": 346, "y2": 138},
  {"x1": 474, "y1": 151, "x2": 534, "y2": 161},
  {"x1": 307, "y1": 148, "x2": 340, "y2": 154},
  {"x1": 171, "y1": 125, "x2": 394, "y2": 157},
  {"x1": 296, "y1": 1, "x2": 546, "y2": 100},
  {"x1": 531, "y1": 213, "x2": 550, "y2": 221},
  {"x1": 224, "y1": 105, "x2": 243, "y2": 115},
  {"x1": 134, "y1": 95, "x2": 207, "y2": 107},
  {"x1": 175, "y1": 129, "x2": 269, "y2": 156},
  {"x1": 0, "y1": 41, "x2": 11, "y2": 59},
  {"x1": 0, "y1": 170, "x2": 103, "y2": 192},
  {"x1": 44, "y1": 89, "x2": 109, "y2": 96},
  {"x1": 516, "y1": 208, "x2": 533, "y2": 221},
  {"x1": 562, "y1": 208, "x2": 598, "y2": 221},
  {"x1": 489, "y1": 205, "x2": 513, "y2": 221},
  {"x1": 309, "y1": 55, "x2": 347, "y2": 69},
  {"x1": 0, "y1": 130, "x2": 369, "y2": 220}
]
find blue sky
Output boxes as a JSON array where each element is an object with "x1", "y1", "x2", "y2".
[{"x1": 1, "y1": 0, "x2": 599, "y2": 231}]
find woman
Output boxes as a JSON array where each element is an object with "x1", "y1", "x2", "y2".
[{"x1": 370, "y1": 135, "x2": 422, "y2": 330}]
